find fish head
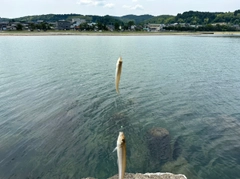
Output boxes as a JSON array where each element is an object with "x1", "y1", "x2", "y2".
[
  {"x1": 117, "y1": 57, "x2": 123, "y2": 66},
  {"x1": 119, "y1": 57, "x2": 123, "y2": 63},
  {"x1": 117, "y1": 132, "x2": 125, "y2": 147},
  {"x1": 116, "y1": 57, "x2": 123, "y2": 69}
]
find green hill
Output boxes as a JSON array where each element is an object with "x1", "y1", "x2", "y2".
[
  {"x1": 143, "y1": 15, "x2": 175, "y2": 24},
  {"x1": 89, "y1": 15, "x2": 123, "y2": 25},
  {"x1": 0, "y1": 18, "x2": 9, "y2": 22},
  {"x1": 14, "y1": 14, "x2": 88, "y2": 22},
  {"x1": 13, "y1": 14, "x2": 123, "y2": 25},
  {"x1": 169, "y1": 10, "x2": 240, "y2": 25},
  {"x1": 114, "y1": 14, "x2": 154, "y2": 24},
  {"x1": 13, "y1": 14, "x2": 154, "y2": 25},
  {"x1": 5, "y1": 9, "x2": 240, "y2": 25}
]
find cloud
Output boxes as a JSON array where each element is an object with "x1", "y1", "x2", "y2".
[
  {"x1": 94, "y1": 1, "x2": 105, "y2": 6},
  {"x1": 122, "y1": 4, "x2": 144, "y2": 10},
  {"x1": 77, "y1": 0, "x2": 91, "y2": 5},
  {"x1": 77, "y1": 0, "x2": 105, "y2": 6},
  {"x1": 104, "y1": 3, "x2": 114, "y2": 8},
  {"x1": 122, "y1": 5, "x2": 131, "y2": 9},
  {"x1": 131, "y1": 4, "x2": 144, "y2": 10},
  {"x1": 132, "y1": 0, "x2": 138, "y2": 2}
]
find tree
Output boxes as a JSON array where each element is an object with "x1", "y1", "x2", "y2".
[
  {"x1": 97, "y1": 22, "x2": 103, "y2": 30},
  {"x1": 114, "y1": 22, "x2": 120, "y2": 31},
  {"x1": 234, "y1": 10, "x2": 240, "y2": 16},
  {"x1": 205, "y1": 24, "x2": 214, "y2": 31},
  {"x1": 29, "y1": 23, "x2": 35, "y2": 30},
  {"x1": 177, "y1": 18, "x2": 184, "y2": 23},
  {"x1": 233, "y1": 19, "x2": 239, "y2": 25},
  {"x1": 79, "y1": 23, "x2": 88, "y2": 31},
  {"x1": 41, "y1": 23, "x2": 47, "y2": 30},
  {"x1": 204, "y1": 18, "x2": 209, "y2": 25},
  {"x1": 16, "y1": 23, "x2": 23, "y2": 30},
  {"x1": 36, "y1": 24, "x2": 41, "y2": 30},
  {"x1": 127, "y1": 21, "x2": 135, "y2": 27}
]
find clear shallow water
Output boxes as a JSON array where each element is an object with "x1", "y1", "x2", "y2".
[{"x1": 0, "y1": 35, "x2": 240, "y2": 179}]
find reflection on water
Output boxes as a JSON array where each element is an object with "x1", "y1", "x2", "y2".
[{"x1": 0, "y1": 36, "x2": 240, "y2": 179}]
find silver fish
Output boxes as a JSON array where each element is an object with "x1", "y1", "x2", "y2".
[
  {"x1": 114, "y1": 132, "x2": 126, "y2": 179},
  {"x1": 115, "y1": 57, "x2": 123, "y2": 94}
]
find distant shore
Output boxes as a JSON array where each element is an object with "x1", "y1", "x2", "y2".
[{"x1": 0, "y1": 31, "x2": 240, "y2": 36}]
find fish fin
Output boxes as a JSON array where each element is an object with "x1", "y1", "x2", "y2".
[{"x1": 112, "y1": 147, "x2": 117, "y2": 152}]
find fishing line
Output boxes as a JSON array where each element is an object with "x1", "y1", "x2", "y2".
[
  {"x1": 119, "y1": 34, "x2": 123, "y2": 58},
  {"x1": 113, "y1": 31, "x2": 125, "y2": 131},
  {"x1": 114, "y1": 97, "x2": 117, "y2": 107}
]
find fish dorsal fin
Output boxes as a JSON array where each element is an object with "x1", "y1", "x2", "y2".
[{"x1": 112, "y1": 147, "x2": 117, "y2": 153}]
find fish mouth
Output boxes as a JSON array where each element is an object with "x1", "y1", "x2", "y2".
[
  {"x1": 118, "y1": 132, "x2": 125, "y2": 145},
  {"x1": 115, "y1": 57, "x2": 123, "y2": 94}
]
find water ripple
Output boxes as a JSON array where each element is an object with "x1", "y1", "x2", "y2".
[{"x1": 0, "y1": 36, "x2": 240, "y2": 179}]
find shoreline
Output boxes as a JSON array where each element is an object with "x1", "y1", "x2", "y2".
[{"x1": 0, "y1": 31, "x2": 240, "y2": 36}]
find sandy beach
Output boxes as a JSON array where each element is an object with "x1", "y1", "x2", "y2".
[{"x1": 1, "y1": 31, "x2": 240, "y2": 36}]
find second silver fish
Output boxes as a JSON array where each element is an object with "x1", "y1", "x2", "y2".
[{"x1": 115, "y1": 57, "x2": 123, "y2": 94}]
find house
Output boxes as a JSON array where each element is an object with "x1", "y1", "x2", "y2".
[
  {"x1": 148, "y1": 24, "x2": 159, "y2": 31},
  {"x1": 233, "y1": 25, "x2": 240, "y2": 30},
  {"x1": 106, "y1": 25, "x2": 114, "y2": 31},
  {"x1": 0, "y1": 22, "x2": 8, "y2": 30},
  {"x1": 168, "y1": 23, "x2": 178, "y2": 27},
  {"x1": 147, "y1": 24, "x2": 165, "y2": 31},
  {"x1": 71, "y1": 18, "x2": 86, "y2": 29},
  {"x1": 131, "y1": 25, "x2": 136, "y2": 30},
  {"x1": 143, "y1": 27, "x2": 149, "y2": 31},
  {"x1": 37, "y1": 20, "x2": 44, "y2": 24},
  {"x1": 6, "y1": 25, "x2": 16, "y2": 31},
  {"x1": 211, "y1": 22, "x2": 228, "y2": 26},
  {"x1": 22, "y1": 23, "x2": 29, "y2": 30},
  {"x1": 72, "y1": 18, "x2": 86, "y2": 24},
  {"x1": 159, "y1": 24, "x2": 166, "y2": 31},
  {"x1": 179, "y1": 23, "x2": 190, "y2": 27},
  {"x1": 87, "y1": 22, "x2": 97, "y2": 27},
  {"x1": 56, "y1": 20, "x2": 71, "y2": 30},
  {"x1": 48, "y1": 22, "x2": 56, "y2": 29}
]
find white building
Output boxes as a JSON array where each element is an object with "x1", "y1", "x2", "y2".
[
  {"x1": 71, "y1": 18, "x2": 86, "y2": 28},
  {"x1": 131, "y1": 25, "x2": 136, "y2": 30},
  {"x1": 87, "y1": 22, "x2": 97, "y2": 27},
  {"x1": 147, "y1": 24, "x2": 166, "y2": 31}
]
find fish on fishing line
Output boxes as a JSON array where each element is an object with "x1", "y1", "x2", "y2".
[
  {"x1": 115, "y1": 57, "x2": 123, "y2": 94},
  {"x1": 113, "y1": 132, "x2": 126, "y2": 179}
]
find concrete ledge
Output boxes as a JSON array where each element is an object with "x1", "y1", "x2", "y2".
[{"x1": 82, "y1": 172, "x2": 187, "y2": 179}]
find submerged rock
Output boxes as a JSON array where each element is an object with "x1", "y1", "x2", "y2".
[
  {"x1": 172, "y1": 136, "x2": 183, "y2": 160},
  {"x1": 161, "y1": 157, "x2": 198, "y2": 179},
  {"x1": 147, "y1": 127, "x2": 171, "y2": 164}
]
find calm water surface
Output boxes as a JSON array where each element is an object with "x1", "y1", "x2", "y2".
[{"x1": 0, "y1": 35, "x2": 240, "y2": 179}]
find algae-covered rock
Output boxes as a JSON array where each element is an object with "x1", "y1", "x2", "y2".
[
  {"x1": 172, "y1": 136, "x2": 183, "y2": 160},
  {"x1": 161, "y1": 157, "x2": 198, "y2": 179},
  {"x1": 147, "y1": 127, "x2": 171, "y2": 164}
]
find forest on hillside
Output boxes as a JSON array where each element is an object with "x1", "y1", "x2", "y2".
[
  {"x1": 5, "y1": 9, "x2": 239, "y2": 26},
  {"x1": 144, "y1": 10, "x2": 240, "y2": 25}
]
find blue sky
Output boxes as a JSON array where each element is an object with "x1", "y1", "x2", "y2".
[{"x1": 1, "y1": 0, "x2": 240, "y2": 18}]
